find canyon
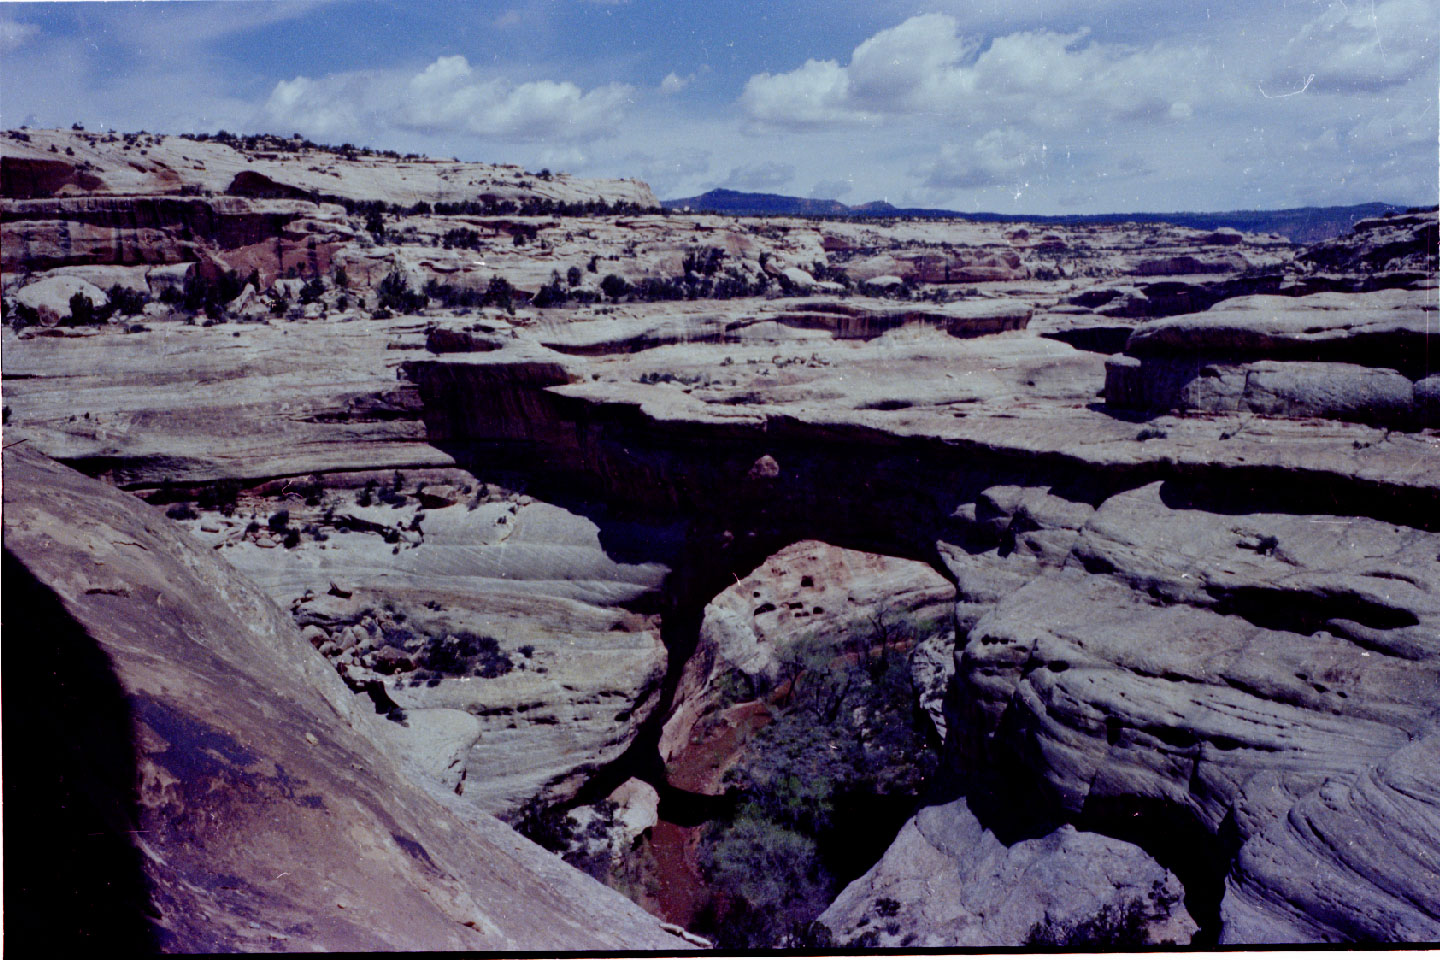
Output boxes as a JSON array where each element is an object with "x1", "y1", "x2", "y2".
[{"x1": 3, "y1": 127, "x2": 1437, "y2": 950}]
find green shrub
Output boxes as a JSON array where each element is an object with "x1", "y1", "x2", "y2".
[
  {"x1": 600, "y1": 273, "x2": 629, "y2": 301},
  {"x1": 107, "y1": 285, "x2": 149, "y2": 316},
  {"x1": 1025, "y1": 897, "x2": 1154, "y2": 948},
  {"x1": 376, "y1": 269, "x2": 427, "y2": 314},
  {"x1": 693, "y1": 619, "x2": 939, "y2": 947},
  {"x1": 66, "y1": 291, "x2": 101, "y2": 326}
]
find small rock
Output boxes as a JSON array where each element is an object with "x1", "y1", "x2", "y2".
[{"x1": 747, "y1": 454, "x2": 780, "y2": 480}]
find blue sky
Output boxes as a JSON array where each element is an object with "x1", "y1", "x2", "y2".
[{"x1": 1, "y1": 0, "x2": 1435, "y2": 212}]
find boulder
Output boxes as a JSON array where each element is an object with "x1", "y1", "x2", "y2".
[
  {"x1": 15, "y1": 274, "x2": 108, "y2": 325},
  {"x1": 607, "y1": 778, "x2": 661, "y2": 844},
  {"x1": 660, "y1": 541, "x2": 953, "y2": 767},
  {"x1": 820, "y1": 798, "x2": 1197, "y2": 948}
]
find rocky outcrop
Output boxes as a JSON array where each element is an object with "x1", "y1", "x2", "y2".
[
  {"x1": 0, "y1": 312, "x2": 446, "y2": 484},
  {"x1": 1105, "y1": 287, "x2": 1438, "y2": 428},
  {"x1": 1, "y1": 128, "x2": 659, "y2": 209},
  {"x1": 945, "y1": 474, "x2": 1440, "y2": 938},
  {"x1": 0, "y1": 154, "x2": 106, "y2": 198},
  {"x1": 659, "y1": 541, "x2": 954, "y2": 765},
  {"x1": 846, "y1": 248, "x2": 1028, "y2": 284},
  {"x1": 819, "y1": 798, "x2": 1197, "y2": 947},
  {"x1": 1298, "y1": 209, "x2": 1437, "y2": 276},
  {"x1": 261, "y1": 490, "x2": 673, "y2": 816},
  {"x1": 533, "y1": 298, "x2": 1032, "y2": 356},
  {"x1": 400, "y1": 302, "x2": 1439, "y2": 942},
  {"x1": 1, "y1": 444, "x2": 692, "y2": 952},
  {"x1": 1, "y1": 195, "x2": 353, "y2": 280},
  {"x1": 1221, "y1": 722, "x2": 1440, "y2": 943}
]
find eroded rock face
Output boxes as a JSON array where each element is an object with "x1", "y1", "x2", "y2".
[
  {"x1": 0, "y1": 127, "x2": 658, "y2": 208},
  {"x1": 1, "y1": 444, "x2": 693, "y2": 953},
  {"x1": 945, "y1": 475, "x2": 1440, "y2": 938},
  {"x1": 1298, "y1": 209, "x2": 1438, "y2": 275}
]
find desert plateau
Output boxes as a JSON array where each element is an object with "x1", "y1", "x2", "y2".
[{"x1": 3, "y1": 1, "x2": 1437, "y2": 952}]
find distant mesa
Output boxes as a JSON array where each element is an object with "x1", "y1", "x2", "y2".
[{"x1": 661, "y1": 188, "x2": 1406, "y2": 244}]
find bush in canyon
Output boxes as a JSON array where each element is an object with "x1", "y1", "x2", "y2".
[
  {"x1": 66, "y1": 292, "x2": 101, "y2": 326},
  {"x1": 417, "y1": 630, "x2": 512, "y2": 679},
  {"x1": 1025, "y1": 894, "x2": 1156, "y2": 948},
  {"x1": 514, "y1": 797, "x2": 619, "y2": 882},
  {"x1": 106, "y1": 285, "x2": 150, "y2": 317},
  {"x1": 376, "y1": 270, "x2": 427, "y2": 314},
  {"x1": 700, "y1": 812, "x2": 828, "y2": 947},
  {"x1": 600, "y1": 273, "x2": 630, "y2": 301},
  {"x1": 196, "y1": 479, "x2": 241, "y2": 516},
  {"x1": 180, "y1": 267, "x2": 245, "y2": 319}
]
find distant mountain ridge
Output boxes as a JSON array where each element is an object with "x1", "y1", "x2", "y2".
[{"x1": 660, "y1": 188, "x2": 1408, "y2": 243}]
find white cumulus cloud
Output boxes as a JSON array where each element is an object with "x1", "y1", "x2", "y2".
[
  {"x1": 1272, "y1": 0, "x2": 1436, "y2": 92},
  {"x1": 741, "y1": 58, "x2": 856, "y2": 125},
  {"x1": 262, "y1": 55, "x2": 634, "y2": 144},
  {"x1": 740, "y1": 14, "x2": 1207, "y2": 129},
  {"x1": 0, "y1": 18, "x2": 40, "y2": 52}
]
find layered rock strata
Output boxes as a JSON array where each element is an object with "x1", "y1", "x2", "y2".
[
  {"x1": 1105, "y1": 287, "x2": 1438, "y2": 428},
  {"x1": 3, "y1": 139, "x2": 1436, "y2": 948}
]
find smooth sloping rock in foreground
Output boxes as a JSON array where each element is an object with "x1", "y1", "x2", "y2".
[{"x1": 1, "y1": 445, "x2": 691, "y2": 952}]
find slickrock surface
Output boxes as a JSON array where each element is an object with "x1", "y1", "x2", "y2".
[
  {"x1": 396, "y1": 212, "x2": 1437, "y2": 945},
  {"x1": 0, "y1": 313, "x2": 444, "y2": 483},
  {"x1": 253, "y1": 489, "x2": 672, "y2": 815},
  {"x1": 1, "y1": 313, "x2": 675, "y2": 816},
  {"x1": 1, "y1": 444, "x2": 692, "y2": 952},
  {"x1": 1221, "y1": 722, "x2": 1440, "y2": 943}
]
